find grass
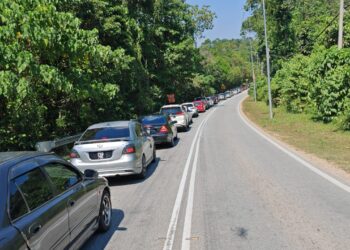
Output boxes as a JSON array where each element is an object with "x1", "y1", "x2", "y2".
[{"x1": 242, "y1": 97, "x2": 350, "y2": 173}]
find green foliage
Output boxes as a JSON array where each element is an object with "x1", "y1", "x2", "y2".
[
  {"x1": 309, "y1": 47, "x2": 350, "y2": 125},
  {"x1": 200, "y1": 39, "x2": 252, "y2": 91},
  {"x1": 272, "y1": 54, "x2": 312, "y2": 113},
  {"x1": 243, "y1": 0, "x2": 350, "y2": 131},
  {"x1": 0, "y1": 0, "x2": 216, "y2": 150}
]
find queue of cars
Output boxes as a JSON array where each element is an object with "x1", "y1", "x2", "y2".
[{"x1": 0, "y1": 89, "x2": 241, "y2": 250}]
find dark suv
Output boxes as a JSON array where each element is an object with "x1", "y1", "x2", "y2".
[{"x1": 0, "y1": 152, "x2": 111, "y2": 250}]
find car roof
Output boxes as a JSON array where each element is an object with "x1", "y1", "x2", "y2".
[
  {"x1": 0, "y1": 151, "x2": 45, "y2": 166},
  {"x1": 88, "y1": 121, "x2": 131, "y2": 129},
  {"x1": 161, "y1": 105, "x2": 181, "y2": 108}
]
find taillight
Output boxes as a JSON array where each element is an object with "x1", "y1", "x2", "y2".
[
  {"x1": 159, "y1": 125, "x2": 169, "y2": 133},
  {"x1": 123, "y1": 144, "x2": 136, "y2": 154},
  {"x1": 69, "y1": 150, "x2": 80, "y2": 159},
  {"x1": 176, "y1": 111, "x2": 184, "y2": 115}
]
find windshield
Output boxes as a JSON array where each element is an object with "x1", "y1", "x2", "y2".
[{"x1": 80, "y1": 127, "x2": 130, "y2": 141}]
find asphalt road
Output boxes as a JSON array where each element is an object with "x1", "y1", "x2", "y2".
[{"x1": 82, "y1": 92, "x2": 350, "y2": 250}]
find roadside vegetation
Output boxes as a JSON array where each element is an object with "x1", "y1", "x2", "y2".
[
  {"x1": 0, "y1": 0, "x2": 253, "y2": 151},
  {"x1": 243, "y1": 97, "x2": 350, "y2": 173},
  {"x1": 242, "y1": 0, "x2": 350, "y2": 131}
]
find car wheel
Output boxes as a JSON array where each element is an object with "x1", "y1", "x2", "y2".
[
  {"x1": 136, "y1": 155, "x2": 147, "y2": 179},
  {"x1": 151, "y1": 148, "x2": 156, "y2": 163},
  {"x1": 169, "y1": 137, "x2": 175, "y2": 147},
  {"x1": 98, "y1": 191, "x2": 112, "y2": 232}
]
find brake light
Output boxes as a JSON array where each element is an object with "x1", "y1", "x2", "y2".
[
  {"x1": 176, "y1": 111, "x2": 184, "y2": 115},
  {"x1": 123, "y1": 145, "x2": 136, "y2": 154},
  {"x1": 159, "y1": 125, "x2": 169, "y2": 133},
  {"x1": 69, "y1": 150, "x2": 80, "y2": 159}
]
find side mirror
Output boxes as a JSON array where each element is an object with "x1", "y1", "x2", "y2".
[{"x1": 84, "y1": 169, "x2": 98, "y2": 179}]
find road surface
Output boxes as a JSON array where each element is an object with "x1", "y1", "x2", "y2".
[{"x1": 82, "y1": 92, "x2": 350, "y2": 250}]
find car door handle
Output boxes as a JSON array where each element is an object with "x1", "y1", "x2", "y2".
[{"x1": 29, "y1": 224, "x2": 42, "y2": 235}]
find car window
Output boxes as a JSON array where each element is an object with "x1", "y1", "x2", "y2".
[
  {"x1": 9, "y1": 181, "x2": 29, "y2": 220},
  {"x1": 161, "y1": 107, "x2": 181, "y2": 115},
  {"x1": 81, "y1": 127, "x2": 130, "y2": 141},
  {"x1": 13, "y1": 168, "x2": 54, "y2": 212},
  {"x1": 43, "y1": 164, "x2": 81, "y2": 194},
  {"x1": 183, "y1": 104, "x2": 193, "y2": 108},
  {"x1": 141, "y1": 116, "x2": 167, "y2": 125}
]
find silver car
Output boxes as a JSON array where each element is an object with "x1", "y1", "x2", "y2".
[
  {"x1": 70, "y1": 120, "x2": 156, "y2": 179},
  {"x1": 160, "y1": 105, "x2": 190, "y2": 131},
  {"x1": 182, "y1": 102, "x2": 199, "y2": 118}
]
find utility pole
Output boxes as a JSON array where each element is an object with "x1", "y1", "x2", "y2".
[
  {"x1": 338, "y1": 0, "x2": 344, "y2": 49},
  {"x1": 262, "y1": 0, "x2": 273, "y2": 119},
  {"x1": 249, "y1": 38, "x2": 257, "y2": 102}
]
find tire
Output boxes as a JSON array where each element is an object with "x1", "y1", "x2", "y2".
[
  {"x1": 151, "y1": 148, "x2": 156, "y2": 163},
  {"x1": 136, "y1": 155, "x2": 147, "y2": 179},
  {"x1": 169, "y1": 137, "x2": 175, "y2": 147},
  {"x1": 98, "y1": 191, "x2": 112, "y2": 232}
]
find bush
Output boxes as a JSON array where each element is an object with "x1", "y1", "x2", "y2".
[
  {"x1": 272, "y1": 54, "x2": 313, "y2": 113},
  {"x1": 309, "y1": 47, "x2": 350, "y2": 124}
]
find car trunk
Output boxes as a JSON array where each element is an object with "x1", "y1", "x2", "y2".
[
  {"x1": 144, "y1": 124, "x2": 167, "y2": 135},
  {"x1": 74, "y1": 140, "x2": 129, "y2": 163}
]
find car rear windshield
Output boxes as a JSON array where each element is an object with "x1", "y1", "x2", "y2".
[
  {"x1": 161, "y1": 107, "x2": 181, "y2": 115},
  {"x1": 81, "y1": 127, "x2": 130, "y2": 141},
  {"x1": 183, "y1": 104, "x2": 193, "y2": 108},
  {"x1": 142, "y1": 116, "x2": 167, "y2": 125},
  {"x1": 194, "y1": 102, "x2": 201, "y2": 106}
]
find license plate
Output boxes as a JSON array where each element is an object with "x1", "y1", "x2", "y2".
[{"x1": 97, "y1": 152, "x2": 104, "y2": 159}]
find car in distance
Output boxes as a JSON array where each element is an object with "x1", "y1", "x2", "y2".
[
  {"x1": 0, "y1": 152, "x2": 111, "y2": 250},
  {"x1": 182, "y1": 102, "x2": 199, "y2": 118},
  {"x1": 193, "y1": 100, "x2": 206, "y2": 113},
  {"x1": 218, "y1": 93, "x2": 225, "y2": 101},
  {"x1": 194, "y1": 97, "x2": 209, "y2": 109},
  {"x1": 211, "y1": 95, "x2": 219, "y2": 104},
  {"x1": 206, "y1": 97, "x2": 214, "y2": 107},
  {"x1": 160, "y1": 105, "x2": 190, "y2": 131},
  {"x1": 71, "y1": 120, "x2": 156, "y2": 179},
  {"x1": 140, "y1": 115, "x2": 178, "y2": 147}
]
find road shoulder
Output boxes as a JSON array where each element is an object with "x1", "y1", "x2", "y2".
[{"x1": 239, "y1": 94, "x2": 350, "y2": 187}]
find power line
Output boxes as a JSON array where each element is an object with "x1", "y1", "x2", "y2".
[{"x1": 313, "y1": 2, "x2": 350, "y2": 43}]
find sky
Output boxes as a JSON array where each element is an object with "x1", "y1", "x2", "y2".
[{"x1": 187, "y1": 0, "x2": 248, "y2": 44}]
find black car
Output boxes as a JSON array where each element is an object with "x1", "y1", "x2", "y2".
[
  {"x1": 0, "y1": 152, "x2": 111, "y2": 250},
  {"x1": 140, "y1": 115, "x2": 178, "y2": 147}
]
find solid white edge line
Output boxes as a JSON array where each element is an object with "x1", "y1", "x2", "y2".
[
  {"x1": 238, "y1": 94, "x2": 350, "y2": 194},
  {"x1": 181, "y1": 107, "x2": 217, "y2": 250},
  {"x1": 162, "y1": 109, "x2": 212, "y2": 250}
]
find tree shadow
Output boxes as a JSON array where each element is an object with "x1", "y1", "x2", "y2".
[{"x1": 81, "y1": 209, "x2": 125, "y2": 250}]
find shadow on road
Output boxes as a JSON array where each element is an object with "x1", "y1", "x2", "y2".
[
  {"x1": 107, "y1": 157, "x2": 160, "y2": 186},
  {"x1": 81, "y1": 209, "x2": 125, "y2": 250},
  {"x1": 155, "y1": 138, "x2": 181, "y2": 150}
]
